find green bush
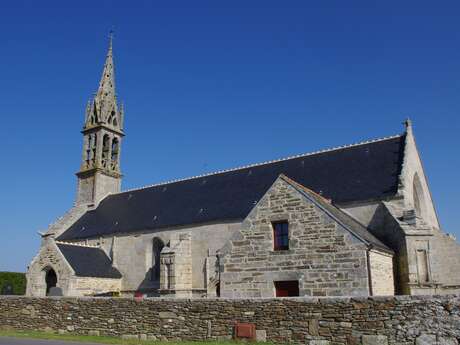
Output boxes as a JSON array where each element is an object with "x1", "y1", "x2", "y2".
[{"x1": 0, "y1": 272, "x2": 26, "y2": 295}]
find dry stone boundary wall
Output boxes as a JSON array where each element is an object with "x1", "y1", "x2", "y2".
[{"x1": 1, "y1": 295, "x2": 460, "y2": 344}]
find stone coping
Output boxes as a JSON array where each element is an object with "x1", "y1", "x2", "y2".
[{"x1": 2, "y1": 294, "x2": 459, "y2": 303}]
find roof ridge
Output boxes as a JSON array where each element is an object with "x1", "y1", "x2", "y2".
[
  {"x1": 56, "y1": 240, "x2": 100, "y2": 249},
  {"x1": 115, "y1": 133, "x2": 402, "y2": 195}
]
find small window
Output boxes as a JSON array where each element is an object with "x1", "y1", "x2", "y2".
[
  {"x1": 275, "y1": 280, "x2": 299, "y2": 297},
  {"x1": 273, "y1": 221, "x2": 289, "y2": 251}
]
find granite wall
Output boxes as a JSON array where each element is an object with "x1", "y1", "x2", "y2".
[
  {"x1": 221, "y1": 177, "x2": 373, "y2": 298},
  {"x1": 1, "y1": 295, "x2": 459, "y2": 345}
]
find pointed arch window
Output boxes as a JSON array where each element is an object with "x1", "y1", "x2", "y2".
[
  {"x1": 102, "y1": 134, "x2": 110, "y2": 168},
  {"x1": 107, "y1": 111, "x2": 118, "y2": 127},
  {"x1": 87, "y1": 134, "x2": 97, "y2": 167},
  {"x1": 85, "y1": 135, "x2": 92, "y2": 167},
  {"x1": 111, "y1": 138, "x2": 119, "y2": 169},
  {"x1": 89, "y1": 104, "x2": 98, "y2": 125},
  {"x1": 151, "y1": 238, "x2": 165, "y2": 281}
]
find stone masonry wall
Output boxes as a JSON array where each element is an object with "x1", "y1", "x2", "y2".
[
  {"x1": 369, "y1": 250, "x2": 395, "y2": 296},
  {"x1": 1, "y1": 295, "x2": 460, "y2": 344},
  {"x1": 72, "y1": 277, "x2": 121, "y2": 296},
  {"x1": 221, "y1": 178, "x2": 370, "y2": 298},
  {"x1": 26, "y1": 240, "x2": 74, "y2": 297}
]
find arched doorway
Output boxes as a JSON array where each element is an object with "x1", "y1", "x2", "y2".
[
  {"x1": 151, "y1": 238, "x2": 165, "y2": 281},
  {"x1": 45, "y1": 268, "x2": 57, "y2": 295}
]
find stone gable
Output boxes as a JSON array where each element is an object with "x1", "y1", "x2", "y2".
[{"x1": 220, "y1": 177, "x2": 371, "y2": 298}]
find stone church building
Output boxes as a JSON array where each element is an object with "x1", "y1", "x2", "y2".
[{"x1": 27, "y1": 39, "x2": 460, "y2": 298}]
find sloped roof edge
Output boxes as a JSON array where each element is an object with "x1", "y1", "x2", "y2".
[{"x1": 278, "y1": 174, "x2": 393, "y2": 254}]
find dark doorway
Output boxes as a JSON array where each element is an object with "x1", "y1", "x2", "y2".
[
  {"x1": 151, "y1": 238, "x2": 165, "y2": 281},
  {"x1": 216, "y1": 282, "x2": 220, "y2": 297},
  {"x1": 45, "y1": 269, "x2": 57, "y2": 295},
  {"x1": 275, "y1": 280, "x2": 299, "y2": 297}
]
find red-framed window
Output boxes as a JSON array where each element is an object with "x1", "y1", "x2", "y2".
[
  {"x1": 272, "y1": 221, "x2": 289, "y2": 251},
  {"x1": 274, "y1": 280, "x2": 299, "y2": 297}
]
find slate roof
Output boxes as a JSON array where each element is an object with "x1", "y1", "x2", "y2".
[
  {"x1": 57, "y1": 243, "x2": 122, "y2": 279},
  {"x1": 280, "y1": 175, "x2": 393, "y2": 253},
  {"x1": 58, "y1": 134, "x2": 406, "y2": 241}
]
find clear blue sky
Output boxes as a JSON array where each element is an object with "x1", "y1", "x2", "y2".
[{"x1": 1, "y1": 1, "x2": 459, "y2": 272}]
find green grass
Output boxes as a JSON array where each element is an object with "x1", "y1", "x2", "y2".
[{"x1": 0, "y1": 330, "x2": 254, "y2": 345}]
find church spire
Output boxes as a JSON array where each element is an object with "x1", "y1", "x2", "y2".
[
  {"x1": 85, "y1": 32, "x2": 122, "y2": 130},
  {"x1": 76, "y1": 34, "x2": 125, "y2": 206},
  {"x1": 95, "y1": 33, "x2": 116, "y2": 121}
]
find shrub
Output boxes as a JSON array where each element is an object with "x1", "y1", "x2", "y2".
[{"x1": 0, "y1": 272, "x2": 26, "y2": 295}]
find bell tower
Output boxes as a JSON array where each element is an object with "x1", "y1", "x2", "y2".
[{"x1": 76, "y1": 34, "x2": 124, "y2": 206}]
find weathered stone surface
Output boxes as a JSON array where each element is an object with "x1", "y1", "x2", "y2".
[
  {"x1": 309, "y1": 341, "x2": 330, "y2": 345},
  {"x1": 88, "y1": 330, "x2": 100, "y2": 336},
  {"x1": 1, "y1": 295, "x2": 460, "y2": 345},
  {"x1": 221, "y1": 177, "x2": 375, "y2": 298},
  {"x1": 362, "y1": 335, "x2": 388, "y2": 345},
  {"x1": 158, "y1": 311, "x2": 177, "y2": 319},
  {"x1": 309, "y1": 319, "x2": 319, "y2": 336},
  {"x1": 439, "y1": 337, "x2": 459, "y2": 345},
  {"x1": 256, "y1": 330, "x2": 267, "y2": 342},
  {"x1": 416, "y1": 334, "x2": 436, "y2": 345}
]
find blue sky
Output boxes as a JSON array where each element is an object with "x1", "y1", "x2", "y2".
[{"x1": 1, "y1": 1, "x2": 459, "y2": 272}]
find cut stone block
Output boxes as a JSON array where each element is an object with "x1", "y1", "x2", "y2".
[
  {"x1": 362, "y1": 335, "x2": 388, "y2": 345},
  {"x1": 256, "y1": 330, "x2": 267, "y2": 342},
  {"x1": 439, "y1": 337, "x2": 459, "y2": 345},
  {"x1": 416, "y1": 334, "x2": 436, "y2": 345}
]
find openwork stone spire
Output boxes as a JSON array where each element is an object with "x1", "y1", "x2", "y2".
[
  {"x1": 85, "y1": 33, "x2": 123, "y2": 130},
  {"x1": 76, "y1": 34, "x2": 125, "y2": 206}
]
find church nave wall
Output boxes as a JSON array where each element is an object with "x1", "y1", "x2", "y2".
[{"x1": 80, "y1": 221, "x2": 241, "y2": 295}]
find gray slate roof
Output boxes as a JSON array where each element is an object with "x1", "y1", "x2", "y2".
[
  {"x1": 57, "y1": 243, "x2": 122, "y2": 279},
  {"x1": 58, "y1": 135, "x2": 405, "y2": 241}
]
